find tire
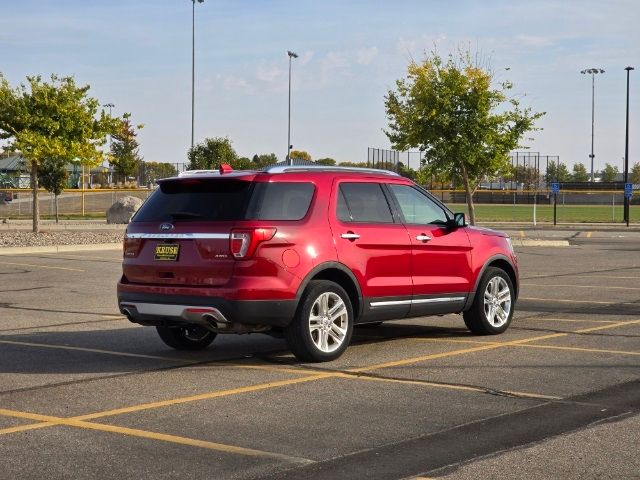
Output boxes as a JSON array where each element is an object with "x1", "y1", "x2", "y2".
[
  {"x1": 463, "y1": 267, "x2": 515, "y2": 335},
  {"x1": 285, "y1": 280, "x2": 354, "y2": 362},
  {"x1": 156, "y1": 325, "x2": 217, "y2": 350}
]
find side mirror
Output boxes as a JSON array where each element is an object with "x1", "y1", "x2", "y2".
[{"x1": 447, "y1": 212, "x2": 466, "y2": 229}]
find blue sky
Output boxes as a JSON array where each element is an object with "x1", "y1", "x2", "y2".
[{"x1": 1, "y1": 0, "x2": 638, "y2": 173}]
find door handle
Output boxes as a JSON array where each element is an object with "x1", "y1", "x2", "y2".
[
  {"x1": 341, "y1": 232, "x2": 360, "y2": 240},
  {"x1": 416, "y1": 234, "x2": 431, "y2": 242}
]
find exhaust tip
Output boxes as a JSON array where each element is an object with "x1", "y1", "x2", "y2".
[{"x1": 122, "y1": 308, "x2": 135, "y2": 323}]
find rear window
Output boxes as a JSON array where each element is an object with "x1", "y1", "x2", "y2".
[
  {"x1": 132, "y1": 179, "x2": 314, "y2": 223},
  {"x1": 132, "y1": 180, "x2": 252, "y2": 222},
  {"x1": 246, "y1": 182, "x2": 314, "y2": 220}
]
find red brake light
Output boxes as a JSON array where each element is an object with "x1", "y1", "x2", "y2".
[{"x1": 230, "y1": 228, "x2": 276, "y2": 259}]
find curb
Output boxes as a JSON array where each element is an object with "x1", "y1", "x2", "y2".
[
  {"x1": 511, "y1": 239, "x2": 570, "y2": 247},
  {"x1": 0, "y1": 243, "x2": 122, "y2": 256}
]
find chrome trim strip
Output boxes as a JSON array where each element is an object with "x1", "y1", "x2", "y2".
[
  {"x1": 370, "y1": 300, "x2": 412, "y2": 307},
  {"x1": 370, "y1": 296, "x2": 466, "y2": 308},
  {"x1": 125, "y1": 233, "x2": 229, "y2": 240},
  {"x1": 265, "y1": 165, "x2": 400, "y2": 176},
  {"x1": 412, "y1": 296, "x2": 465, "y2": 305}
]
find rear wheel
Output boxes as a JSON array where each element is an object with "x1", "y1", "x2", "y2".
[
  {"x1": 156, "y1": 325, "x2": 217, "y2": 350},
  {"x1": 285, "y1": 280, "x2": 354, "y2": 362},
  {"x1": 463, "y1": 267, "x2": 514, "y2": 335}
]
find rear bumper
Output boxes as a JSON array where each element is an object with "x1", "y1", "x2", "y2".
[{"x1": 117, "y1": 290, "x2": 297, "y2": 328}]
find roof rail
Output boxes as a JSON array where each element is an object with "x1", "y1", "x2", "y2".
[
  {"x1": 178, "y1": 170, "x2": 221, "y2": 177},
  {"x1": 264, "y1": 165, "x2": 400, "y2": 176}
]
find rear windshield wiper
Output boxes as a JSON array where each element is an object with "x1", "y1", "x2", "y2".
[{"x1": 169, "y1": 211, "x2": 203, "y2": 220}]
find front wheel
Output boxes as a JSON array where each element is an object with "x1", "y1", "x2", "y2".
[
  {"x1": 156, "y1": 325, "x2": 217, "y2": 350},
  {"x1": 285, "y1": 280, "x2": 354, "y2": 362},
  {"x1": 463, "y1": 267, "x2": 514, "y2": 335}
]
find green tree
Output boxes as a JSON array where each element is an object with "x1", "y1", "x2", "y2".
[
  {"x1": 629, "y1": 162, "x2": 640, "y2": 184},
  {"x1": 513, "y1": 165, "x2": 540, "y2": 189},
  {"x1": 571, "y1": 162, "x2": 590, "y2": 182},
  {"x1": 600, "y1": 163, "x2": 619, "y2": 183},
  {"x1": 38, "y1": 157, "x2": 68, "y2": 223},
  {"x1": 109, "y1": 114, "x2": 143, "y2": 183},
  {"x1": 0, "y1": 74, "x2": 118, "y2": 232},
  {"x1": 315, "y1": 157, "x2": 336, "y2": 166},
  {"x1": 544, "y1": 162, "x2": 570, "y2": 183},
  {"x1": 187, "y1": 137, "x2": 237, "y2": 170},
  {"x1": 384, "y1": 51, "x2": 544, "y2": 224},
  {"x1": 252, "y1": 153, "x2": 279, "y2": 167},
  {"x1": 289, "y1": 150, "x2": 312, "y2": 162},
  {"x1": 142, "y1": 161, "x2": 178, "y2": 184},
  {"x1": 234, "y1": 156, "x2": 253, "y2": 170}
]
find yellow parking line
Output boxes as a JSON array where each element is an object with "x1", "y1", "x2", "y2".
[
  {"x1": 586, "y1": 231, "x2": 592, "y2": 238},
  {"x1": 517, "y1": 344, "x2": 640, "y2": 356},
  {"x1": 572, "y1": 319, "x2": 640, "y2": 333},
  {"x1": 523, "y1": 317, "x2": 618, "y2": 324},
  {"x1": 0, "y1": 339, "x2": 193, "y2": 363},
  {"x1": 523, "y1": 283, "x2": 640, "y2": 291},
  {"x1": 519, "y1": 230, "x2": 525, "y2": 238},
  {"x1": 0, "y1": 261, "x2": 84, "y2": 272},
  {"x1": 0, "y1": 408, "x2": 312, "y2": 465},
  {"x1": 527, "y1": 274, "x2": 640, "y2": 280}
]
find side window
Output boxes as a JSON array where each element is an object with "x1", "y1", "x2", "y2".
[
  {"x1": 389, "y1": 184, "x2": 448, "y2": 225},
  {"x1": 338, "y1": 183, "x2": 394, "y2": 223},
  {"x1": 246, "y1": 182, "x2": 315, "y2": 220}
]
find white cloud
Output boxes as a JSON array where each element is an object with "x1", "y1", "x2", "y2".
[
  {"x1": 356, "y1": 46, "x2": 378, "y2": 65},
  {"x1": 299, "y1": 50, "x2": 314, "y2": 65},
  {"x1": 256, "y1": 64, "x2": 284, "y2": 82}
]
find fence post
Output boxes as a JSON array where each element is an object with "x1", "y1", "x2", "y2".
[{"x1": 81, "y1": 189, "x2": 85, "y2": 217}]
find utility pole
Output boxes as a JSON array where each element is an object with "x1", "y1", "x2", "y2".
[
  {"x1": 624, "y1": 66, "x2": 634, "y2": 224},
  {"x1": 287, "y1": 50, "x2": 298, "y2": 165},
  {"x1": 191, "y1": 0, "x2": 204, "y2": 150},
  {"x1": 581, "y1": 68, "x2": 605, "y2": 182}
]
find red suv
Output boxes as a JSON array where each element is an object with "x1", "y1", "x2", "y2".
[{"x1": 118, "y1": 165, "x2": 518, "y2": 362}]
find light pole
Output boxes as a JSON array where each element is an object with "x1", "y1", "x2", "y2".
[
  {"x1": 581, "y1": 68, "x2": 605, "y2": 182},
  {"x1": 287, "y1": 50, "x2": 298, "y2": 165},
  {"x1": 191, "y1": 0, "x2": 204, "y2": 150},
  {"x1": 624, "y1": 66, "x2": 634, "y2": 224}
]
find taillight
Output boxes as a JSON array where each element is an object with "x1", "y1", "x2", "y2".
[
  {"x1": 123, "y1": 236, "x2": 142, "y2": 258},
  {"x1": 230, "y1": 228, "x2": 276, "y2": 259}
]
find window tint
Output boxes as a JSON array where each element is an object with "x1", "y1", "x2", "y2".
[
  {"x1": 246, "y1": 182, "x2": 314, "y2": 220},
  {"x1": 389, "y1": 184, "x2": 448, "y2": 225},
  {"x1": 133, "y1": 179, "x2": 252, "y2": 222},
  {"x1": 338, "y1": 183, "x2": 394, "y2": 223}
]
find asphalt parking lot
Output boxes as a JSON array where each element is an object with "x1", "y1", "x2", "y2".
[{"x1": 0, "y1": 239, "x2": 639, "y2": 479}]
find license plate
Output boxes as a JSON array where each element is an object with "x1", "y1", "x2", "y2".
[{"x1": 154, "y1": 244, "x2": 180, "y2": 261}]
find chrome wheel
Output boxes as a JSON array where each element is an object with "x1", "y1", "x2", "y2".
[
  {"x1": 483, "y1": 276, "x2": 512, "y2": 328},
  {"x1": 308, "y1": 292, "x2": 349, "y2": 353}
]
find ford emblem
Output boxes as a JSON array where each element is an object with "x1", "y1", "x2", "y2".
[{"x1": 159, "y1": 223, "x2": 174, "y2": 231}]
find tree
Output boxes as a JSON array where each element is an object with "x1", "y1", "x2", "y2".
[
  {"x1": 571, "y1": 162, "x2": 590, "y2": 182},
  {"x1": 600, "y1": 163, "x2": 619, "y2": 183},
  {"x1": 187, "y1": 137, "x2": 237, "y2": 170},
  {"x1": 384, "y1": 50, "x2": 544, "y2": 224},
  {"x1": 252, "y1": 153, "x2": 278, "y2": 167},
  {"x1": 0, "y1": 74, "x2": 118, "y2": 232},
  {"x1": 142, "y1": 161, "x2": 178, "y2": 184},
  {"x1": 234, "y1": 156, "x2": 253, "y2": 170},
  {"x1": 38, "y1": 157, "x2": 67, "y2": 223},
  {"x1": 289, "y1": 150, "x2": 312, "y2": 162},
  {"x1": 544, "y1": 162, "x2": 570, "y2": 184},
  {"x1": 513, "y1": 165, "x2": 540, "y2": 189},
  {"x1": 629, "y1": 162, "x2": 640, "y2": 184},
  {"x1": 315, "y1": 157, "x2": 336, "y2": 166},
  {"x1": 109, "y1": 114, "x2": 143, "y2": 183}
]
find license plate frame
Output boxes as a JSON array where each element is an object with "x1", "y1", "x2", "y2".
[{"x1": 154, "y1": 243, "x2": 180, "y2": 261}]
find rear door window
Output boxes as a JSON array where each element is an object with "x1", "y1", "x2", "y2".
[
  {"x1": 132, "y1": 179, "x2": 252, "y2": 222},
  {"x1": 245, "y1": 182, "x2": 315, "y2": 220},
  {"x1": 337, "y1": 183, "x2": 394, "y2": 223}
]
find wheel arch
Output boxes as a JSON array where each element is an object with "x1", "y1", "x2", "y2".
[
  {"x1": 296, "y1": 262, "x2": 363, "y2": 321},
  {"x1": 463, "y1": 255, "x2": 519, "y2": 310}
]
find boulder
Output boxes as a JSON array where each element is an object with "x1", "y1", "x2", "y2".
[{"x1": 106, "y1": 196, "x2": 144, "y2": 224}]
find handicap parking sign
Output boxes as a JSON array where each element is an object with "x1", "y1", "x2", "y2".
[
  {"x1": 551, "y1": 182, "x2": 560, "y2": 194},
  {"x1": 624, "y1": 183, "x2": 633, "y2": 198}
]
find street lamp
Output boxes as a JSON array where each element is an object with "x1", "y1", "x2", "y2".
[
  {"x1": 624, "y1": 66, "x2": 634, "y2": 224},
  {"x1": 287, "y1": 50, "x2": 298, "y2": 166},
  {"x1": 191, "y1": 0, "x2": 204, "y2": 150},
  {"x1": 580, "y1": 68, "x2": 605, "y2": 182}
]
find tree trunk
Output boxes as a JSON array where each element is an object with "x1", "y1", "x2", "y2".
[
  {"x1": 31, "y1": 159, "x2": 40, "y2": 234},
  {"x1": 55, "y1": 194, "x2": 59, "y2": 224},
  {"x1": 461, "y1": 163, "x2": 476, "y2": 226}
]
